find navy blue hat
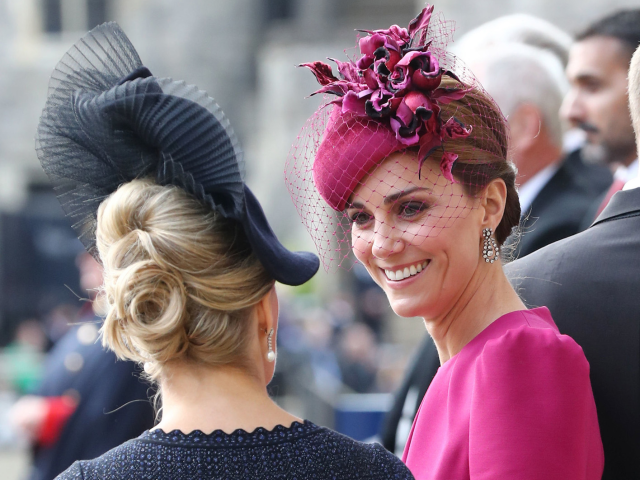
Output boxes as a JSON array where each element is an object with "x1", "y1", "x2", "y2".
[{"x1": 36, "y1": 22, "x2": 318, "y2": 286}]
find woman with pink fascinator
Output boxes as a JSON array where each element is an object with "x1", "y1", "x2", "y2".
[{"x1": 288, "y1": 4, "x2": 604, "y2": 479}]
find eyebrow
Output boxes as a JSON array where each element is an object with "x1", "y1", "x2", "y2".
[
  {"x1": 346, "y1": 187, "x2": 432, "y2": 209},
  {"x1": 383, "y1": 187, "x2": 432, "y2": 205},
  {"x1": 574, "y1": 73, "x2": 601, "y2": 82}
]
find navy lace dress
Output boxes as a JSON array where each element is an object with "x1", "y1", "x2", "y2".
[{"x1": 55, "y1": 420, "x2": 414, "y2": 479}]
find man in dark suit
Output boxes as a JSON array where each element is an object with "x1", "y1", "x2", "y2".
[
  {"x1": 513, "y1": 147, "x2": 611, "y2": 257},
  {"x1": 455, "y1": 19, "x2": 612, "y2": 259},
  {"x1": 381, "y1": 41, "x2": 640, "y2": 480},
  {"x1": 562, "y1": 10, "x2": 640, "y2": 221},
  {"x1": 468, "y1": 43, "x2": 611, "y2": 259}
]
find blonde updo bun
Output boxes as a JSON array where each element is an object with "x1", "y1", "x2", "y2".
[{"x1": 96, "y1": 178, "x2": 274, "y2": 379}]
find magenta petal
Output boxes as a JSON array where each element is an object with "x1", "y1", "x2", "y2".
[
  {"x1": 310, "y1": 82, "x2": 348, "y2": 97},
  {"x1": 443, "y1": 116, "x2": 473, "y2": 139},
  {"x1": 383, "y1": 36, "x2": 401, "y2": 54},
  {"x1": 359, "y1": 33, "x2": 385, "y2": 57},
  {"x1": 412, "y1": 68, "x2": 442, "y2": 91},
  {"x1": 403, "y1": 91, "x2": 431, "y2": 113},
  {"x1": 418, "y1": 134, "x2": 443, "y2": 161},
  {"x1": 363, "y1": 68, "x2": 378, "y2": 89},
  {"x1": 342, "y1": 91, "x2": 367, "y2": 116},
  {"x1": 389, "y1": 64, "x2": 412, "y2": 91},
  {"x1": 432, "y1": 86, "x2": 472, "y2": 104},
  {"x1": 390, "y1": 117, "x2": 419, "y2": 144},
  {"x1": 440, "y1": 152, "x2": 458, "y2": 183},
  {"x1": 396, "y1": 100, "x2": 414, "y2": 125},
  {"x1": 395, "y1": 50, "x2": 429, "y2": 68},
  {"x1": 371, "y1": 89, "x2": 391, "y2": 111},
  {"x1": 328, "y1": 58, "x2": 359, "y2": 82},
  {"x1": 389, "y1": 97, "x2": 402, "y2": 112},
  {"x1": 390, "y1": 116, "x2": 402, "y2": 135},
  {"x1": 408, "y1": 5, "x2": 434, "y2": 37},
  {"x1": 399, "y1": 131, "x2": 419, "y2": 145},
  {"x1": 300, "y1": 61, "x2": 339, "y2": 86},
  {"x1": 357, "y1": 56, "x2": 374, "y2": 70},
  {"x1": 372, "y1": 25, "x2": 410, "y2": 45},
  {"x1": 329, "y1": 58, "x2": 360, "y2": 83}
]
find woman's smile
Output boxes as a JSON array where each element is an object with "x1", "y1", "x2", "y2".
[{"x1": 380, "y1": 259, "x2": 430, "y2": 283}]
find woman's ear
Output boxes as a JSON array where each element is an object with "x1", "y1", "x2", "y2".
[
  {"x1": 482, "y1": 178, "x2": 507, "y2": 230},
  {"x1": 254, "y1": 285, "x2": 278, "y2": 336}
]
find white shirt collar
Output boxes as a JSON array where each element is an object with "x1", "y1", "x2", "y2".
[
  {"x1": 517, "y1": 162, "x2": 561, "y2": 214},
  {"x1": 621, "y1": 159, "x2": 639, "y2": 191}
]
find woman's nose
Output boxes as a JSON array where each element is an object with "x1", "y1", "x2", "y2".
[{"x1": 371, "y1": 220, "x2": 405, "y2": 259}]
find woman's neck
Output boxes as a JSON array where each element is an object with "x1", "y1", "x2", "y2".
[
  {"x1": 425, "y1": 264, "x2": 526, "y2": 364},
  {"x1": 153, "y1": 363, "x2": 300, "y2": 435}
]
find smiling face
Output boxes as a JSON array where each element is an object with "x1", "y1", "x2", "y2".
[
  {"x1": 347, "y1": 151, "x2": 487, "y2": 319},
  {"x1": 561, "y1": 36, "x2": 636, "y2": 166}
]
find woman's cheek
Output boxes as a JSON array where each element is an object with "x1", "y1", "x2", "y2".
[{"x1": 351, "y1": 229, "x2": 372, "y2": 261}]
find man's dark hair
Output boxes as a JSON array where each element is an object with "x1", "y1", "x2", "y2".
[{"x1": 576, "y1": 10, "x2": 640, "y2": 57}]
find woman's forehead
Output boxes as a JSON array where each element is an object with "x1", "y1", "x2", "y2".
[{"x1": 350, "y1": 152, "x2": 446, "y2": 203}]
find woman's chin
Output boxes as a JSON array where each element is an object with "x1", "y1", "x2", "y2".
[{"x1": 388, "y1": 298, "x2": 427, "y2": 319}]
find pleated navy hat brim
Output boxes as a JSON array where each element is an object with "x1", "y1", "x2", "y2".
[
  {"x1": 242, "y1": 186, "x2": 319, "y2": 286},
  {"x1": 35, "y1": 22, "x2": 320, "y2": 286}
]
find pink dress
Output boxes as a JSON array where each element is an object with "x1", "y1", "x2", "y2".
[{"x1": 402, "y1": 307, "x2": 603, "y2": 480}]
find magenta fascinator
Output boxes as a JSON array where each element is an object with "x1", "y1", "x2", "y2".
[{"x1": 300, "y1": 5, "x2": 472, "y2": 211}]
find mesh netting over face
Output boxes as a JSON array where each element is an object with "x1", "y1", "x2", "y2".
[{"x1": 285, "y1": 5, "x2": 512, "y2": 273}]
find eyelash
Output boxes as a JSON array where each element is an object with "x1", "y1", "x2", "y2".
[
  {"x1": 347, "y1": 201, "x2": 431, "y2": 226},
  {"x1": 349, "y1": 211, "x2": 372, "y2": 226},
  {"x1": 399, "y1": 201, "x2": 429, "y2": 219}
]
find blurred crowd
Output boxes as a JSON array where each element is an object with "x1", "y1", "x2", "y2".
[{"x1": 0, "y1": 2, "x2": 638, "y2": 480}]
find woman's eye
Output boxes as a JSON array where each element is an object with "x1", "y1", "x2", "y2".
[
  {"x1": 348, "y1": 211, "x2": 372, "y2": 226},
  {"x1": 399, "y1": 201, "x2": 428, "y2": 218}
]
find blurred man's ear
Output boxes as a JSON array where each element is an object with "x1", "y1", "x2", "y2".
[{"x1": 508, "y1": 103, "x2": 543, "y2": 152}]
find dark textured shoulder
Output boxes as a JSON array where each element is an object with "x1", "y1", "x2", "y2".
[
  {"x1": 312, "y1": 427, "x2": 415, "y2": 479},
  {"x1": 53, "y1": 424, "x2": 414, "y2": 480},
  {"x1": 54, "y1": 438, "x2": 141, "y2": 480},
  {"x1": 55, "y1": 460, "x2": 84, "y2": 480}
]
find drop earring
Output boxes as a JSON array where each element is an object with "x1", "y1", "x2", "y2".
[
  {"x1": 266, "y1": 328, "x2": 276, "y2": 362},
  {"x1": 482, "y1": 228, "x2": 499, "y2": 263}
]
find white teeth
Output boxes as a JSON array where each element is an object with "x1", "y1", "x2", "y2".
[{"x1": 384, "y1": 261, "x2": 429, "y2": 281}]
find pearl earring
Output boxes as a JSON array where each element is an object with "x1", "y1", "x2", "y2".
[
  {"x1": 266, "y1": 328, "x2": 276, "y2": 362},
  {"x1": 482, "y1": 228, "x2": 499, "y2": 263}
]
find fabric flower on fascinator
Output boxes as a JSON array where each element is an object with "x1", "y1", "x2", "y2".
[{"x1": 300, "y1": 5, "x2": 472, "y2": 184}]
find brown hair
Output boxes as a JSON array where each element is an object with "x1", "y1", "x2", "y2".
[
  {"x1": 440, "y1": 77, "x2": 520, "y2": 245},
  {"x1": 96, "y1": 178, "x2": 274, "y2": 380}
]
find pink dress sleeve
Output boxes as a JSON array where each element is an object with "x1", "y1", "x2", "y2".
[{"x1": 469, "y1": 326, "x2": 604, "y2": 480}]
